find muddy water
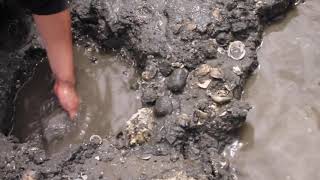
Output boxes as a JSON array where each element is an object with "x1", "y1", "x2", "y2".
[
  {"x1": 230, "y1": 1, "x2": 320, "y2": 179},
  {"x1": 13, "y1": 47, "x2": 140, "y2": 152}
]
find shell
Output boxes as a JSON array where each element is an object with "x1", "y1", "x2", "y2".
[
  {"x1": 197, "y1": 79, "x2": 211, "y2": 89},
  {"x1": 195, "y1": 64, "x2": 212, "y2": 76},
  {"x1": 209, "y1": 90, "x2": 233, "y2": 104},
  {"x1": 209, "y1": 68, "x2": 224, "y2": 79},
  {"x1": 233, "y1": 66, "x2": 243, "y2": 75},
  {"x1": 228, "y1": 41, "x2": 246, "y2": 60}
]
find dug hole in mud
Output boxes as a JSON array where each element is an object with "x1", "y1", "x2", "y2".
[{"x1": 0, "y1": 0, "x2": 295, "y2": 179}]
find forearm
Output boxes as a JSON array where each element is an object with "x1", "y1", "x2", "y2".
[{"x1": 33, "y1": 9, "x2": 75, "y2": 84}]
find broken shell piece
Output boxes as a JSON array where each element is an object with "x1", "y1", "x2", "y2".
[
  {"x1": 142, "y1": 71, "x2": 155, "y2": 81},
  {"x1": 126, "y1": 108, "x2": 154, "y2": 145},
  {"x1": 195, "y1": 109, "x2": 209, "y2": 119},
  {"x1": 233, "y1": 66, "x2": 243, "y2": 76},
  {"x1": 212, "y1": 8, "x2": 222, "y2": 21},
  {"x1": 228, "y1": 41, "x2": 246, "y2": 60},
  {"x1": 209, "y1": 68, "x2": 224, "y2": 79},
  {"x1": 209, "y1": 90, "x2": 233, "y2": 104},
  {"x1": 195, "y1": 64, "x2": 212, "y2": 76},
  {"x1": 186, "y1": 23, "x2": 197, "y2": 31},
  {"x1": 171, "y1": 62, "x2": 184, "y2": 68},
  {"x1": 197, "y1": 79, "x2": 211, "y2": 89},
  {"x1": 90, "y1": 135, "x2": 103, "y2": 145}
]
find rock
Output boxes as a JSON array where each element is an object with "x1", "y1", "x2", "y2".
[
  {"x1": 208, "y1": 90, "x2": 233, "y2": 104},
  {"x1": 41, "y1": 109, "x2": 72, "y2": 145},
  {"x1": 195, "y1": 64, "x2": 211, "y2": 76},
  {"x1": 141, "y1": 89, "x2": 157, "y2": 105},
  {"x1": 126, "y1": 108, "x2": 154, "y2": 145},
  {"x1": 231, "y1": 21, "x2": 248, "y2": 35},
  {"x1": 209, "y1": 68, "x2": 224, "y2": 80},
  {"x1": 228, "y1": 41, "x2": 246, "y2": 60},
  {"x1": 154, "y1": 96, "x2": 173, "y2": 117},
  {"x1": 159, "y1": 61, "x2": 173, "y2": 77},
  {"x1": 197, "y1": 79, "x2": 211, "y2": 89},
  {"x1": 212, "y1": 8, "x2": 222, "y2": 21},
  {"x1": 198, "y1": 39, "x2": 218, "y2": 59},
  {"x1": 167, "y1": 68, "x2": 189, "y2": 93},
  {"x1": 216, "y1": 32, "x2": 232, "y2": 45},
  {"x1": 142, "y1": 61, "x2": 158, "y2": 81}
]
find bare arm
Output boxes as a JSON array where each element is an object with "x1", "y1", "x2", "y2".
[{"x1": 33, "y1": 9, "x2": 79, "y2": 119}]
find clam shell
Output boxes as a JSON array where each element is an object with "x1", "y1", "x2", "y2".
[{"x1": 228, "y1": 41, "x2": 246, "y2": 60}]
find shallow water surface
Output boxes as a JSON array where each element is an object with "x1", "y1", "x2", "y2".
[
  {"x1": 231, "y1": 1, "x2": 320, "y2": 179},
  {"x1": 13, "y1": 47, "x2": 140, "y2": 152}
]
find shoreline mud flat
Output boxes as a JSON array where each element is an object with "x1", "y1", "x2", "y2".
[{"x1": 0, "y1": 0, "x2": 295, "y2": 179}]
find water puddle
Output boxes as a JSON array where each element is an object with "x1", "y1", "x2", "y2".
[
  {"x1": 230, "y1": 1, "x2": 320, "y2": 179},
  {"x1": 12, "y1": 47, "x2": 140, "y2": 153}
]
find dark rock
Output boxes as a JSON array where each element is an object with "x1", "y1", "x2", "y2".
[
  {"x1": 216, "y1": 32, "x2": 233, "y2": 46},
  {"x1": 167, "y1": 68, "x2": 189, "y2": 93},
  {"x1": 159, "y1": 61, "x2": 173, "y2": 77},
  {"x1": 142, "y1": 61, "x2": 158, "y2": 81},
  {"x1": 141, "y1": 88, "x2": 157, "y2": 105},
  {"x1": 154, "y1": 96, "x2": 173, "y2": 117}
]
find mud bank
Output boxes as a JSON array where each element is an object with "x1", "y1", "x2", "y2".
[{"x1": 0, "y1": 0, "x2": 295, "y2": 179}]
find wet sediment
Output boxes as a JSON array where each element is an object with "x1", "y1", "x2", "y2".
[{"x1": 0, "y1": 0, "x2": 295, "y2": 179}]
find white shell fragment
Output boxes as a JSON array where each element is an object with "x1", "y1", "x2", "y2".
[
  {"x1": 197, "y1": 79, "x2": 212, "y2": 89},
  {"x1": 89, "y1": 135, "x2": 103, "y2": 145},
  {"x1": 208, "y1": 89, "x2": 233, "y2": 104},
  {"x1": 232, "y1": 66, "x2": 243, "y2": 76},
  {"x1": 228, "y1": 41, "x2": 246, "y2": 60}
]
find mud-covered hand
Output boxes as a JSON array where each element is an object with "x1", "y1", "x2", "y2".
[
  {"x1": 33, "y1": 9, "x2": 79, "y2": 119},
  {"x1": 54, "y1": 80, "x2": 79, "y2": 119}
]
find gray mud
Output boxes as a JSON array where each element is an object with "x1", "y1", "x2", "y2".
[
  {"x1": 0, "y1": 0, "x2": 297, "y2": 179},
  {"x1": 230, "y1": 1, "x2": 320, "y2": 179}
]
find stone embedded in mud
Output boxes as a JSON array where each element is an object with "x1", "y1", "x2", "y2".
[
  {"x1": 141, "y1": 88, "x2": 158, "y2": 105},
  {"x1": 216, "y1": 32, "x2": 233, "y2": 45},
  {"x1": 167, "y1": 68, "x2": 189, "y2": 93},
  {"x1": 154, "y1": 96, "x2": 173, "y2": 117},
  {"x1": 159, "y1": 61, "x2": 173, "y2": 77},
  {"x1": 126, "y1": 108, "x2": 154, "y2": 145},
  {"x1": 228, "y1": 41, "x2": 246, "y2": 60},
  {"x1": 142, "y1": 65, "x2": 158, "y2": 81},
  {"x1": 41, "y1": 110, "x2": 72, "y2": 145},
  {"x1": 208, "y1": 90, "x2": 233, "y2": 104},
  {"x1": 197, "y1": 39, "x2": 218, "y2": 59}
]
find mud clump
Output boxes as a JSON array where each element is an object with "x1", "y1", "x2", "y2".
[{"x1": 0, "y1": 0, "x2": 295, "y2": 179}]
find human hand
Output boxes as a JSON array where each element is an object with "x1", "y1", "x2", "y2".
[{"x1": 54, "y1": 80, "x2": 79, "y2": 120}]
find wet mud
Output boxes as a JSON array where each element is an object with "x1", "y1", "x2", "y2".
[
  {"x1": 231, "y1": 0, "x2": 320, "y2": 179},
  {"x1": 0, "y1": 0, "x2": 297, "y2": 179}
]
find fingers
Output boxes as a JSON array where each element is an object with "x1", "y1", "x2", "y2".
[{"x1": 54, "y1": 80, "x2": 80, "y2": 120}]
